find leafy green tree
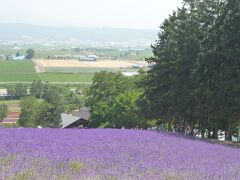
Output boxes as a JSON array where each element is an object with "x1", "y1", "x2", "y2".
[
  {"x1": 36, "y1": 102, "x2": 63, "y2": 128},
  {"x1": 19, "y1": 96, "x2": 41, "y2": 127},
  {"x1": 42, "y1": 85, "x2": 69, "y2": 127},
  {"x1": 88, "y1": 71, "x2": 133, "y2": 105},
  {"x1": 7, "y1": 84, "x2": 28, "y2": 100},
  {"x1": 0, "y1": 104, "x2": 8, "y2": 124},
  {"x1": 15, "y1": 83, "x2": 28, "y2": 99},
  {"x1": 189, "y1": 0, "x2": 240, "y2": 140},
  {"x1": 16, "y1": 52, "x2": 20, "y2": 57},
  {"x1": 7, "y1": 86, "x2": 16, "y2": 100},
  {"x1": 87, "y1": 71, "x2": 135, "y2": 127},
  {"x1": 30, "y1": 81, "x2": 44, "y2": 98},
  {"x1": 141, "y1": 0, "x2": 240, "y2": 140},
  {"x1": 207, "y1": 0, "x2": 240, "y2": 140},
  {"x1": 26, "y1": 49, "x2": 35, "y2": 59},
  {"x1": 65, "y1": 92, "x2": 82, "y2": 113},
  {"x1": 43, "y1": 84, "x2": 67, "y2": 106},
  {"x1": 143, "y1": 3, "x2": 201, "y2": 132},
  {"x1": 90, "y1": 101, "x2": 112, "y2": 127},
  {"x1": 111, "y1": 91, "x2": 145, "y2": 128},
  {"x1": 19, "y1": 83, "x2": 84, "y2": 128},
  {"x1": 35, "y1": 102, "x2": 53, "y2": 127}
]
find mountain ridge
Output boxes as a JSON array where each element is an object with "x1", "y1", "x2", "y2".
[{"x1": 0, "y1": 23, "x2": 158, "y2": 42}]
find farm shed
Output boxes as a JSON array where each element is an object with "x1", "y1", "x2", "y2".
[{"x1": 61, "y1": 113, "x2": 89, "y2": 129}]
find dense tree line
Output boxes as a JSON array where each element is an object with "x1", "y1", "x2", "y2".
[
  {"x1": 0, "y1": 104, "x2": 8, "y2": 124},
  {"x1": 87, "y1": 71, "x2": 152, "y2": 128},
  {"x1": 87, "y1": 0, "x2": 240, "y2": 141},
  {"x1": 25, "y1": 49, "x2": 35, "y2": 60},
  {"x1": 8, "y1": 81, "x2": 84, "y2": 128},
  {"x1": 3, "y1": 0, "x2": 238, "y2": 141},
  {"x1": 139, "y1": 0, "x2": 240, "y2": 140},
  {"x1": 7, "y1": 83, "x2": 28, "y2": 100}
]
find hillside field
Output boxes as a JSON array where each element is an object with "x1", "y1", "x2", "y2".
[{"x1": 0, "y1": 128, "x2": 239, "y2": 179}]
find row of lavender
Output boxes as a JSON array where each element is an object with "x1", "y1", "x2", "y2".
[{"x1": 0, "y1": 128, "x2": 239, "y2": 179}]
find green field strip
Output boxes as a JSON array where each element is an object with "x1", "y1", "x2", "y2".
[{"x1": 39, "y1": 73, "x2": 94, "y2": 82}]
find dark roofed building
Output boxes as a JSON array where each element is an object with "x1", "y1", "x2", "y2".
[
  {"x1": 61, "y1": 107, "x2": 91, "y2": 129},
  {"x1": 73, "y1": 107, "x2": 91, "y2": 120},
  {"x1": 61, "y1": 113, "x2": 89, "y2": 129}
]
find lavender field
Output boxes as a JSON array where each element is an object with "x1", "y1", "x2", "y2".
[{"x1": 0, "y1": 128, "x2": 239, "y2": 179}]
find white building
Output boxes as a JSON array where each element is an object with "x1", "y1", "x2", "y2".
[{"x1": 13, "y1": 56, "x2": 25, "y2": 61}]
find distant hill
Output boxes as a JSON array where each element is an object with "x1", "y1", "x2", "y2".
[{"x1": 0, "y1": 23, "x2": 158, "y2": 42}]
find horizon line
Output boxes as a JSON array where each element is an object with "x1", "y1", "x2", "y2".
[{"x1": 0, "y1": 22, "x2": 159, "y2": 31}]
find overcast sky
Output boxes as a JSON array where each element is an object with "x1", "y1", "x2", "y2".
[{"x1": 0, "y1": 0, "x2": 182, "y2": 30}]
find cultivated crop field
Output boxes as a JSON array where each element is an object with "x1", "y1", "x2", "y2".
[
  {"x1": 44, "y1": 67, "x2": 139, "y2": 73},
  {"x1": 33, "y1": 60, "x2": 148, "y2": 81},
  {"x1": 0, "y1": 129, "x2": 239, "y2": 179},
  {"x1": 0, "y1": 61, "x2": 40, "y2": 82},
  {"x1": 0, "y1": 61, "x2": 94, "y2": 83},
  {"x1": 0, "y1": 60, "x2": 145, "y2": 83},
  {"x1": 34, "y1": 60, "x2": 148, "y2": 68},
  {"x1": 34, "y1": 59, "x2": 148, "y2": 75},
  {"x1": 40, "y1": 73, "x2": 94, "y2": 82}
]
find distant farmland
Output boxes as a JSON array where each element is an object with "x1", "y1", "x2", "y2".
[
  {"x1": 0, "y1": 61, "x2": 94, "y2": 83},
  {"x1": 33, "y1": 60, "x2": 148, "y2": 69},
  {"x1": 0, "y1": 60, "x2": 147, "y2": 84},
  {"x1": 44, "y1": 67, "x2": 138, "y2": 73},
  {"x1": 33, "y1": 59, "x2": 148, "y2": 80},
  {"x1": 0, "y1": 61, "x2": 40, "y2": 82},
  {"x1": 40, "y1": 73, "x2": 94, "y2": 82}
]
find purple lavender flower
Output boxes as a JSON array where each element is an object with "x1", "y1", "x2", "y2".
[{"x1": 0, "y1": 128, "x2": 239, "y2": 179}]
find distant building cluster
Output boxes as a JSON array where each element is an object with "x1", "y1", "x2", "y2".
[
  {"x1": 13, "y1": 55, "x2": 25, "y2": 61},
  {"x1": 49, "y1": 54, "x2": 98, "y2": 61},
  {"x1": 132, "y1": 64, "x2": 142, "y2": 69},
  {"x1": 79, "y1": 55, "x2": 97, "y2": 61},
  {"x1": 0, "y1": 89, "x2": 8, "y2": 96},
  {"x1": 0, "y1": 54, "x2": 26, "y2": 61}
]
